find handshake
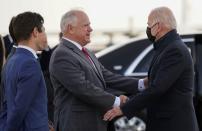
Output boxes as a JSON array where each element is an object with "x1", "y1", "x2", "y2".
[
  {"x1": 119, "y1": 95, "x2": 129, "y2": 106},
  {"x1": 103, "y1": 95, "x2": 128, "y2": 121},
  {"x1": 103, "y1": 77, "x2": 148, "y2": 121}
]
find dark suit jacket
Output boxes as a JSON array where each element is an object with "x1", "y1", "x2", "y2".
[
  {"x1": 3, "y1": 35, "x2": 14, "y2": 58},
  {"x1": 3, "y1": 48, "x2": 49, "y2": 131},
  {"x1": 49, "y1": 39, "x2": 139, "y2": 131},
  {"x1": 0, "y1": 36, "x2": 5, "y2": 79},
  {"x1": 121, "y1": 30, "x2": 199, "y2": 131},
  {"x1": 39, "y1": 47, "x2": 55, "y2": 122}
]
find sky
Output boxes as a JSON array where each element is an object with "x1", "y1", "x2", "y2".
[
  {"x1": 1, "y1": 0, "x2": 202, "y2": 34},
  {"x1": 1, "y1": 0, "x2": 202, "y2": 48}
]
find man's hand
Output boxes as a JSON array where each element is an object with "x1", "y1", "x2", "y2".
[
  {"x1": 103, "y1": 107, "x2": 123, "y2": 121},
  {"x1": 49, "y1": 126, "x2": 54, "y2": 131},
  {"x1": 119, "y1": 95, "x2": 129, "y2": 106},
  {"x1": 48, "y1": 121, "x2": 54, "y2": 131}
]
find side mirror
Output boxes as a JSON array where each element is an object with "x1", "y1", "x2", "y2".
[{"x1": 114, "y1": 116, "x2": 146, "y2": 131}]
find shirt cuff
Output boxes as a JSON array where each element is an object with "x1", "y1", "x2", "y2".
[
  {"x1": 138, "y1": 79, "x2": 146, "y2": 92},
  {"x1": 113, "y1": 96, "x2": 120, "y2": 107}
]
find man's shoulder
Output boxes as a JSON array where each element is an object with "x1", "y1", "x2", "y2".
[
  {"x1": 164, "y1": 38, "x2": 186, "y2": 52},
  {"x1": 9, "y1": 53, "x2": 38, "y2": 69},
  {"x1": 52, "y1": 43, "x2": 74, "y2": 58},
  {"x1": 171, "y1": 39, "x2": 190, "y2": 54},
  {"x1": 17, "y1": 53, "x2": 36, "y2": 63}
]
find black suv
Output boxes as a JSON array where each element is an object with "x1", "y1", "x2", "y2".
[{"x1": 97, "y1": 34, "x2": 202, "y2": 130}]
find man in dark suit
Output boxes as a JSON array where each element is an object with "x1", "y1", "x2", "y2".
[
  {"x1": 2, "y1": 12, "x2": 49, "y2": 131},
  {"x1": 104, "y1": 7, "x2": 199, "y2": 131},
  {"x1": 49, "y1": 10, "x2": 147, "y2": 131},
  {"x1": 39, "y1": 46, "x2": 55, "y2": 122}
]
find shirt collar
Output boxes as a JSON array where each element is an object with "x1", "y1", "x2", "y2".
[
  {"x1": 62, "y1": 37, "x2": 82, "y2": 50},
  {"x1": 18, "y1": 45, "x2": 38, "y2": 59},
  {"x1": 153, "y1": 29, "x2": 179, "y2": 50}
]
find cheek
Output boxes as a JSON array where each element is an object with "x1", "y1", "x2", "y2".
[
  {"x1": 151, "y1": 29, "x2": 155, "y2": 36},
  {"x1": 151, "y1": 27, "x2": 158, "y2": 36},
  {"x1": 41, "y1": 34, "x2": 47, "y2": 43},
  {"x1": 39, "y1": 35, "x2": 48, "y2": 47}
]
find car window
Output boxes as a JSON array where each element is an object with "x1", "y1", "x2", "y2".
[
  {"x1": 133, "y1": 41, "x2": 193, "y2": 73},
  {"x1": 133, "y1": 50, "x2": 154, "y2": 73},
  {"x1": 98, "y1": 39, "x2": 151, "y2": 74}
]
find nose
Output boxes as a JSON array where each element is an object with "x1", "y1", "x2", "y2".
[{"x1": 88, "y1": 26, "x2": 93, "y2": 32}]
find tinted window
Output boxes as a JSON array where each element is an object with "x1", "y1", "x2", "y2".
[
  {"x1": 133, "y1": 40, "x2": 193, "y2": 73},
  {"x1": 133, "y1": 50, "x2": 154, "y2": 73},
  {"x1": 98, "y1": 39, "x2": 151, "y2": 74}
]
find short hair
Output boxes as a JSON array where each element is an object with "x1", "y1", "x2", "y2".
[
  {"x1": 12, "y1": 11, "x2": 44, "y2": 43},
  {"x1": 8, "y1": 16, "x2": 16, "y2": 43},
  {"x1": 60, "y1": 10, "x2": 82, "y2": 33},
  {"x1": 59, "y1": 32, "x2": 63, "y2": 41},
  {"x1": 151, "y1": 7, "x2": 177, "y2": 29}
]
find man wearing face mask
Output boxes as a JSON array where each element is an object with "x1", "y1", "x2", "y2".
[{"x1": 103, "y1": 6, "x2": 199, "y2": 131}]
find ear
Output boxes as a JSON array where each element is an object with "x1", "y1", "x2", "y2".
[
  {"x1": 67, "y1": 24, "x2": 74, "y2": 34},
  {"x1": 156, "y1": 22, "x2": 161, "y2": 32},
  {"x1": 32, "y1": 27, "x2": 39, "y2": 38}
]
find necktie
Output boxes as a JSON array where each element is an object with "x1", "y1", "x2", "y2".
[
  {"x1": 82, "y1": 47, "x2": 101, "y2": 75},
  {"x1": 82, "y1": 47, "x2": 95, "y2": 66}
]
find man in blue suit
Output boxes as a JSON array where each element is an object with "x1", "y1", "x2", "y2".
[{"x1": 2, "y1": 12, "x2": 49, "y2": 131}]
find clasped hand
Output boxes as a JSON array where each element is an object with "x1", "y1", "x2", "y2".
[{"x1": 103, "y1": 95, "x2": 128, "y2": 121}]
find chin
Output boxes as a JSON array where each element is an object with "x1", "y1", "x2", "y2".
[
  {"x1": 86, "y1": 40, "x2": 91, "y2": 43},
  {"x1": 38, "y1": 46, "x2": 46, "y2": 51}
]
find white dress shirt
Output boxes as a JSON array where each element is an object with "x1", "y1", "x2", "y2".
[{"x1": 113, "y1": 79, "x2": 146, "y2": 107}]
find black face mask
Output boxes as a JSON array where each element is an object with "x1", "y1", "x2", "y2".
[{"x1": 146, "y1": 27, "x2": 156, "y2": 42}]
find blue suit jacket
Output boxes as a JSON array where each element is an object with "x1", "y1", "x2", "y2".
[{"x1": 3, "y1": 48, "x2": 48, "y2": 131}]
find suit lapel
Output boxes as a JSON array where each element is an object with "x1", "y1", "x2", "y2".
[
  {"x1": 62, "y1": 39, "x2": 104, "y2": 82},
  {"x1": 87, "y1": 51, "x2": 105, "y2": 81},
  {"x1": 148, "y1": 41, "x2": 172, "y2": 77}
]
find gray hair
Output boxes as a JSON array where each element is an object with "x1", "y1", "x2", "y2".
[
  {"x1": 151, "y1": 7, "x2": 177, "y2": 29},
  {"x1": 60, "y1": 10, "x2": 80, "y2": 33}
]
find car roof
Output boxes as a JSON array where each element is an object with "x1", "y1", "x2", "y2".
[{"x1": 96, "y1": 33, "x2": 202, "y2": 58}]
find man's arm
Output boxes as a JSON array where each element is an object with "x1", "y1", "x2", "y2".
[
  {"x1": 100, "y1": 63, "x2": 139, "y2": 94},
  {"x1": 100, "y1": 63, "x2": 148, "y2": 94},
  {"x1": 50, "y1": 52, "x2": 118, "y2": 111},
  {"x1": 104, "y1": 48, "x2": 185, "y2": 120}
]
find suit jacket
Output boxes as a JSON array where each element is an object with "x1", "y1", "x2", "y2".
[
  {"x1": 49, "y1": 39, "x2": 139, "y2": 131},
  {"x1": 3, "y1": 48, "x2": 49, "y2": 131},
  {"x1": 121, "y1": 30, "x2": 199, "y2": 131},
  {"x1": 0, "y1": 36, "x2": 5, "y2": 80},
  {"x1": 39, "y1": 48, "x2": 54, "y2": 122},
  {"x1": 3, "y1": 35, "x2": 14, "y2": 58}
]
